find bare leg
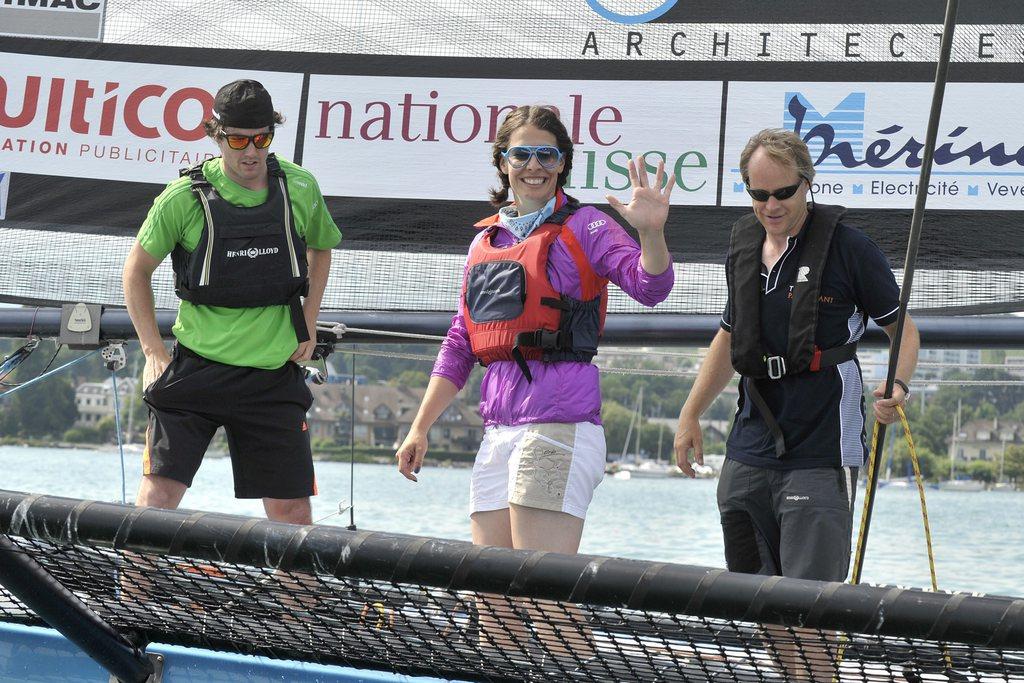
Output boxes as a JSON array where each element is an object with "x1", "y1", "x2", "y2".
[
  {"x1": 136, "y1": 474, "x2": 187, "y2": 509},
  {"x1": 470, "y1": 509, "x2": 525, "y2": 650},
  {"x1": 509, "y1": 504, "x2": 594, "y2": 662},
  {"x1": 263, "y1": 497, "x2": 312, "y2": 525},
  {"x1": 122, "y1": 475, "x2": 188, "y2": 609}
]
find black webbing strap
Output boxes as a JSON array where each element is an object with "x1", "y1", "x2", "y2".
[
  {"x1": 813, "y1": 342, "x2": 858, "y2": 371},
  {"x1": 446, "y1": 543, "x2": 486, "y2": 591},
  {"x1": 112, "y1": 506, "x2": 150, "y2": 551},
  {"x1": 65, "y1": 499, "x2": 95, "y2": 545},
  {"x1": 508, "y1": 550, "x2": 548, "y2": 596},
  {"x1": 223, "y1": 518, "x2": 263, "y2": 564},
  {"x1": 289, "y1": 293, "x2": 310, "y2": 343},
  {"x1": 745, "y1": 378, "x2": 788, "y2": 458},
  {"x1": 511, "y1": 346, "x2": 533, "y2": 384},
  {"x1": 167, "y1": 511, "x2": 209, "y2": 557},
  {"x1": 625, "y1": 562, "x2": 667, "y2": 610},
  {"x1": 277, "y1": 525, "x2": 313, "y2": 571},
  {"x1": 568, "y1": 557, "x2": 610, "y2": 603},
  {"x1": 390, "y1": 536, "x2": 432, "y2": 584}
]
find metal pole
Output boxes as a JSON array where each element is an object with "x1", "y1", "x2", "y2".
[
  {"x1": 0, "y1": 535, "x2": 153, "y2": 682},
  {"x1": 851, "y1": 0, "x2": 960, "y2": 584}
]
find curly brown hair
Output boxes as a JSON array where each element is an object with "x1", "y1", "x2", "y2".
[
  {"x1": 489, "y1": 105, "x2": 573, "y2": 206},
  {"x1": 203, "y1": 111, "x2": 286, "y2": 139}
]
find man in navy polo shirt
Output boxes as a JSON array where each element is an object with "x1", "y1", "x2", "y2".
[{"x1": 673, "y1": 128, "x2": 919, "y2": 584}]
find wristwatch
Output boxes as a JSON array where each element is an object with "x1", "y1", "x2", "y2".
[{"x1": 893, "y1": 378, "x2": 911, "y2": 401}]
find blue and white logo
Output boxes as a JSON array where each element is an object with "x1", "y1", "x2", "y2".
[
  {"x1": 587, "y1": 0, "x2": 678, "y2": 24},
  {"x1": 783, "y1": 92, "x2": 865, "y2": 170}
]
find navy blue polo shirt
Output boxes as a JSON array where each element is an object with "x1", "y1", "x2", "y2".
[{"x1": 721, "y1": 216, "x2": 900, "y2": 470}]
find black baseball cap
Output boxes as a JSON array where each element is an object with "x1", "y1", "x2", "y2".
[{"x1": 212, "y1": 79, "x2": 275, "y2": 129}]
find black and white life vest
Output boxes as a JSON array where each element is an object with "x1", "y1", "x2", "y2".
[
  {"x1": 727, "y1": 204, "x2": 857, "y2": 457},
  {"x1": 171, "y1": 154, "x2": 310, "y2": 342}
]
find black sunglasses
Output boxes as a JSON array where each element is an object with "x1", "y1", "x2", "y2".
[{"x1": 745, "y1": 179, "x2": 805, "y2": 202}]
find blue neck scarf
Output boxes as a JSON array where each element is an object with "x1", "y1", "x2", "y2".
[{"x1": 498, "y1": 196, "x2": 557, "y2": 241}]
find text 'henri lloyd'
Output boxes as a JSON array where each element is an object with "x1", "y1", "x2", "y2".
[{"x1": 227, "y1": 247, "x2": 279, "y2": 259}]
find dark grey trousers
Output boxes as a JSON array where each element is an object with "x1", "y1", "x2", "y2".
[{"x1": 717, "y1": 459, "x2": 858, "y2": 582}]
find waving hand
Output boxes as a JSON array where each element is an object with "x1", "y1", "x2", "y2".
[{"x1": 606, "y1": 155, "x2": 675, "y2": 236}]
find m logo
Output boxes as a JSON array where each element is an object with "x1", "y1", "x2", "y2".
[
  {"x1": 797, "y1": 266, "x2": 811, "y2": 283},
  {"x1": 587, "y1": 0, "x2": 678, "y2": 24},
  {"x1": 784, "y1": 92, "x2": 866, "y2": 169}
]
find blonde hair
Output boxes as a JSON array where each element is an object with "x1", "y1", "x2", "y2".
[{"x1": 739, "y1": 128, "x2": 815, "y2": 185}]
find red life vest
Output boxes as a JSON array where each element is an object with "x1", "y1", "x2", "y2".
[{"x1": 462, "y1": 193, "x2": 608, "y2": 382}]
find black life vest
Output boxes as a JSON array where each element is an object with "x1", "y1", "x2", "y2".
[
  {"x1": 727, "y1": 203, "x2": 857, "y2": 457},
  {"x1": 171, "y1": 154, "x2": 310, "y2": 342}
]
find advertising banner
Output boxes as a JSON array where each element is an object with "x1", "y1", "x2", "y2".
[
  {"x1": 1, "y1": 0, "x2": 106, "y2": 41},
  {"x1": 302, "y1": 75, "x2": 722, "y2": 206},
  {"x1": 0, "y1": 52, "x2": 303, "y2": 184},
  {"x1": 723, "y1": 82, "x2": 1024, "y2": 209}
]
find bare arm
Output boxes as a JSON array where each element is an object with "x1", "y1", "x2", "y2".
[
  {"x1": 873, "y1": 314, "x2": 920, "y2": 424},
  {"x1": 674, "y1": 328, "x2": 736, "y2": 476},
  {"x1": 289, "y1": 247, "x2": 332, "y2": 362},
  {"x1": 123, "y1": 242, "x2": 170, "y2": 387},
  {"x1": 396, "y1": 375, "x2": 461, "y2": 482}
]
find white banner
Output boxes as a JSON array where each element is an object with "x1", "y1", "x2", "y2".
[
  {"x1": 302, "y1": 75, "x2": 722, "y2": 206},
  {"x1": 723, "y1": 82, "x2": 1024, "y2": 210},
  {"x1": 0, "y1": 53, "x2": 303, "y2": 184}
]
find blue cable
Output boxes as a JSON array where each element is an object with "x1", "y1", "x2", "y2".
[
  {"x1": 110, "y1": 369, "x2": 127, "y2": 505},
  {"x1": 0, "y1": 351, "x2": 99, "y2": 399}
]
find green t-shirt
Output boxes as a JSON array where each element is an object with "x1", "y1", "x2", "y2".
[{"x1": 138, "y1": 156, "x2": 341, "y2": 369}]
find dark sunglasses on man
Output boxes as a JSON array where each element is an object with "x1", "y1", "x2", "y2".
[
  {"x1": 501, "y1": 145, "x2": 564, "y2": 170},
  {"x1": 218, "y1": 130, "x2": 274, "y2": 150},
  {"x1": 745, "y1": 176, "x2": 808, "y2": 202}
]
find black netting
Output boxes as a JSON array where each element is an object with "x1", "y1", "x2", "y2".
[
  {"x1": 1, "y1": 487, "x2": 1023, "y2": 683},
  {"x1": 3, "y1": 537, "x2": 1024, "y2": 682}
]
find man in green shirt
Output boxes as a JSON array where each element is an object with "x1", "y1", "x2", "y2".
[{"x1": 123, "y1": 80, "x2": 341, "y2": 524}]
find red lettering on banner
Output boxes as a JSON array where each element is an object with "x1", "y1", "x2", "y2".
[
  {"x1": 99, "y1": 82, "x2": 118, "y2": 136},
  {"x1": 2, "y1": 75, "x2": 213, "y2": 142},
  {"x1": 313, "y1": 92, "x2": 624, "y2": 147},
  {"x1": 70, "y1": 80, "x2": 93, "y2": 134},
  {"x1": 487, "y1": 105, "x2": 516, "y2": 141},
  {"x1": 124, "y1": 84, "x2": 166, "y2": 139},
  {"x1": 444, "y1": 103, "x2": 480, "y2": 143},
  {"x1": 361, "y1": 102, "x2": 393, "y2": 140},
  {"x1": 44, "y1": 77, "x2": 64, "y2": 132},
  {"x1": 0, "y1": 76, "x2": 40, "y2": 127},
  {"x1": 569, "y1": 94, "x2": 583, "y2": 145},
  {"x1": 590, "y1": 106, "x2": 622, "y2": 146},
  {"x1": 163, "y1": 87, "x2": 212, "y2": 141},
  {"x1": 316, "y1": 101, "x2": 353, "y2": 139},
  {"x1": 400, "y1": 91, "x2": 438, "y2": 142}
]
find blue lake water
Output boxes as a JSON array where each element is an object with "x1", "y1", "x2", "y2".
[{"x1": 2, "y1": 445, "x2": 1021, "y2": 597}]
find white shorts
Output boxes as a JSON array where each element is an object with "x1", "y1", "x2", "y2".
[{"x1": 470, "y1": 422, "x2": 606, "y2": 520}]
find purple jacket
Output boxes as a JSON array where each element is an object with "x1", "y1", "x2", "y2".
[{"x1": 431, "y1": 205, "x2": 674, "y2": 427}]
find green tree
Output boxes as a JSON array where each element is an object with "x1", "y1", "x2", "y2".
[
  {"x1": 966, "y1": 459, "x2": 998, "y2": 484},
  {"x1": 390, "y1": 369, "x2": 430, "y2": 388},
  {"x1": 1003, "y1": 445, "x2": 1024, "y2": 485},
  {"x1": 1, "y1": 377, "x2": 78, "y2": 438}
]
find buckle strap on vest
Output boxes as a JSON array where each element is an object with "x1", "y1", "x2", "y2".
[
  {"x1": 745, "y1": 379, "x2": 788, "y2": 458},
  {"x1": 810, "y1": 341, "x2": 858, "y2": 372}
]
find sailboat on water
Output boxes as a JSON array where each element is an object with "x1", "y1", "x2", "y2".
[
  {"x1": 606, "y1": 385, "x2": 694, "y2": 479},
  {"x1": 937, "y1": 398, "x2": 986, "y2": 491}
]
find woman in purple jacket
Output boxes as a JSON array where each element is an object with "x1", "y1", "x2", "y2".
[{"x1": 396, "y1": 105, "x2": 674, "y2": 556}]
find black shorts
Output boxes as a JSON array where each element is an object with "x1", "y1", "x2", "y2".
[{"x1": 142, "y1": 344, "x2": 315, "y2": 499}]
